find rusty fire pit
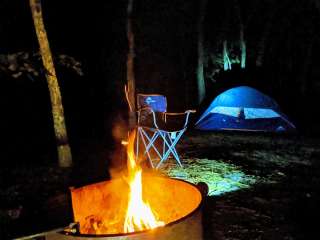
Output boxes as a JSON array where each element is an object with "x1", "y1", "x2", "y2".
[{"x1": 47, "y1": 174, "x2": 204, "y2": 240}]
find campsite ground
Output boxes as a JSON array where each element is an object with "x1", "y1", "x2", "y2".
[
  {"x1": 1, "y1": 131, "x2": 320, "y2": 239},
  {"x1": 179, "y1": 131, "x2": 320, "y2": 240}
]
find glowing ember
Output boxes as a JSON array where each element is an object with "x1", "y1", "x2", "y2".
[{"x1": 124, "y1": 131, "x2": 164, "y2": 232}]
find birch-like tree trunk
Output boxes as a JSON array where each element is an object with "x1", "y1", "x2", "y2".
[
  {"x1": 223, "y1": 40, "x2": 231, "y2": 70},
  {"x1": 29, "y1": 0, "x2": 72, "y2": 167},
  {"x1": 196, "y1": 0, "x2": 207, "y2": 104},
  {"x1": 239, "y1": 23, "x2": 246, "y2": 69},
  {"x1": 233, "y1": 0, "x2": 246, "y2": 69},
  {"x1": 127, "y1": 0, "x2": 136, "y2": 129}
]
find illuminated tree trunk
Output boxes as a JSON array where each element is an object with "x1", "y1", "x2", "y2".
[
  {"x1": 234, "y1": 0, "x2": 245, "y2": 69},
  {"x1": 223, "y1": 40, "x2": 231, "y2": 71},
  {"x1": 239, "y1": 24, "x2": 246, "y2": 69},
  {"x1": 29, "y1": 0, "x2": 72, "y2": 167},
  {"x1": 196, "y1": 0, "x2": 207, "y2": 104},
  {"x1": 127, "y1": 0, "x2": 136, "y2": 129}
]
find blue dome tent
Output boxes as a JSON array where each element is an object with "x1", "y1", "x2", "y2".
[{"x1": 195, "y1": 86, "x2": 296, "y2": 132}]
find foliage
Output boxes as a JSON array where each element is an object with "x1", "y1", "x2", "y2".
[
  {"x1": 0, "y1": 51, "x2": 83, "y2": 80},
  {"x1": 204, "y1": 42, "x2": 242, "y2": 82}
]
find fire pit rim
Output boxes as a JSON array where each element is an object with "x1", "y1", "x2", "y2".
[{"x1": 64, "y1": 177, "x2": 204, "y2": 238}]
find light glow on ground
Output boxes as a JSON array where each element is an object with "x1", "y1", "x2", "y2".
[{"x1": 162, "y1": 158, "x2": 257, "y2": 196}]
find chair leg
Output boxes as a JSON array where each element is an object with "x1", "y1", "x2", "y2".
[
  {"x1": 135, "y1": 127, "x2": 140, "y2": 162},
  {"x1": 144, "y1": 131, "x2": 159, "y2": 155},
  {"x1": 138, "y1": 127, "x2": 155, "y2": 168},
  {"x1": 155, "y1": 131, "x2": 169, "y2": 168},
  {"x1": 155, "y1": 129, "x2": 185, "y2": 169},
  {"x1": 141, "y1": 130, "x2": 163, "y2": 161},
  {"x1": 137, "y1": 127, "x2": 185, "y2": 169},
  {"x1": 163, "y1": 134, "x2": 166, "y2": 160},
  {"x1": 167, "y1": 136, "x2": 183, "y2": 167},
  {"x1": 138, "y1": 127, "x2": 165, "y2": 168}
]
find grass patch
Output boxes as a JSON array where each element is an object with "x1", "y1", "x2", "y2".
[{"x1": 161, "y1": 158, "x2": 257, "y2": 196}]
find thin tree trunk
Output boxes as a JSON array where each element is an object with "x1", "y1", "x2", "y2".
[
  {"x1": 29, "y1": 0, "x2": 72, "y2": 167},
  {"x1": 197, "y1": 0, "x2": 207, "y2": 104},
  {"x1": 312, "y1": 0, "x2": 320, "y2": 13},
  {"x1": 256, "y1": 27, "x2": 269, "y2": 67},
  {"x1": 256, "y1": 9, "x2": 275, "y2": 67},
  {"x1": 299, "y1": 40, "x2": 313, "y2": 96},
  {"x1": 234, "y1": 0, "x2": 246, "y2": 69},
  {"x1": 223, "y1": 40, "x2": 231, "y2": 70},
  {"x1": 127, "y1": 0, "x2": 136, "y2": 129},
  {"x1": 239, "y1": 23, "x2": 246, "y2": 69}
]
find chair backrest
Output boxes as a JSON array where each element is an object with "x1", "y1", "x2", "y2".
[{"x1": 137, "y1": 94, "x2": 167, "y2": 112}]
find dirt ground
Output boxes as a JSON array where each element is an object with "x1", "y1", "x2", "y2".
[
  {"x1": 182, "y1": 131, "x2": 320, "y2": 240},
  {"x1": 1, "y1": 131, "x2": 320, "y2": 239}
]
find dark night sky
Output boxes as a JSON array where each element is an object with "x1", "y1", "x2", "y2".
[{"x1": 1, "y1": 0, "x2": 320, "y2": 165}]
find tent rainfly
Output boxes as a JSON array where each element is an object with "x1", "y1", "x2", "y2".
[{"x1": 195, "y1": 86, "x2": 296, "y2": 132}]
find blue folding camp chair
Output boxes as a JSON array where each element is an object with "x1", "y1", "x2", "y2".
[{"x1": 136, "y1": 94, "x2": 195, "y2": 169}]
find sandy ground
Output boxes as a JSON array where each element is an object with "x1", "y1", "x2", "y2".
[{"x1": 1, "y1": 130, "x2": 320, "y2": 239}]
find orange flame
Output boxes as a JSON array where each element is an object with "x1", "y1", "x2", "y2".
[{"x1": 123, "y1": 130, "x2": 164, "y2": 232}]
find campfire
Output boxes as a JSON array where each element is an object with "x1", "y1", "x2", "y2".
[
  {"x1": 58, "y1": 130, "x2": 204, "y2": 239},
  {"x1": 123, "y1": 131, "x2": 164, "y2": 233}
]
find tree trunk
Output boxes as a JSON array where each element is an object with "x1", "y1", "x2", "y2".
[
  {"x1": 256, "y1": 8, "x2": 275, "y2": 67},
  {"x1": 223, "y1": 40, "x2": 231, "y2": 71},
  {"x1": 127, "y1": 0, "x2": 136, "y2": 129},
  {"x1": 234, "y1": 0, "x2": 246, "y2": 69},
  {"x1": 312, "y1": 0, "x2": 320, "y2": 13},
  {"x1": 255, "y1": 26, "x2": 270, "y2": 67},
  {"x1": 196, "y1": 0, "x2": 207, "y2": 104},
  {"x1": 299, "y1": 40, "x2": 313, "y2": 96},
  {"x1": 239, "y1": 23, "x2": 246, "y2": 69},
  {"x1": 29, "y1": 0, "x2": 72, "y2": 168}
]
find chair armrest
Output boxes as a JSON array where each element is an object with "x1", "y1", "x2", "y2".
[
  {"x1": 163, "y1": 110, "x2": 196, "y2": 128},
  {"x1": 138, "y1": 108, "x2": 196, "y2": 130},
  {"x1": 186, "y1": 109, "x2": 197, "y2": 113},
  {"x1": 163, "y1": 110, "x2": 196, "y2": 116}
]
